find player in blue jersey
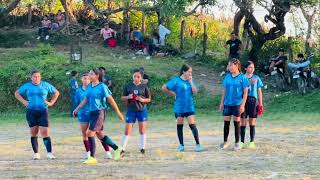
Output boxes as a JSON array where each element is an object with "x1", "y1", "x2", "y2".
[
  {"x1": 219, "y1": 59, "x2": 249, "y2": 151},
  {"x1": 70, "y1": 71, "x2": 78, "y2": 117},
  {"x1": 75, "y1": 73, "x2": 112, "y2": 159},
  {"x1": 121, "y1": 69, "x2": 151, "y2": 155},
  {"x1": 73, "y1": 68, "x2": 124, "y2": 164},
  {"x1": 240, "y1": 61, "x2": 264, "y2": 149},
  {"x1": 162, "y1": 64, "x2": 203, "y2": 152},
  {"x1": 15, "y1": 70, "x2": 60, "y2": 160}
]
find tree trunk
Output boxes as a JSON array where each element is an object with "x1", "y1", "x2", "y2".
[
  {"x1": 233, "y1": 10, "x2": 245, "y2": 36},
  {"x1": 202, "y1": 22, "x2": 207, "y2": 56},
  {"x1": 121, "y1": 3, "x2": 130, "y2": 42},
  {"x1": 27, "y1": 4, "x2": 32, "y2": 26},
  {"x1": 60, "y1": 0, "x2": 77, "y2": 24},
  {"x1": 141, "y1": 12, "x2": 146, "y2": 34},
  {"x1": 179, "y1": 20, "x2": 185, "y2": 51},
  {"x1": 301, "y1": 7, "x2": 316, "y2": 55},
  {"x1": 288, "y1": 36, "x2": 294, "y2": 61}
]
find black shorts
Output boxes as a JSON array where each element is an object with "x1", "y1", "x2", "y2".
[
  {"x1": 89, "y1": 110, "x2": 105, "y2": 131},
  {"x1": 175, "y1": 112, "x2": 195, "y2": 119},
  {"x1": 223, "y1": 105, "x2": 241, "y2": 117},
  {"x1": 241, "y1": 96, "x2": 258, "y2": 119},
  {"x1": 26, "y1": 109, "x2": 49, "y2": 128}
]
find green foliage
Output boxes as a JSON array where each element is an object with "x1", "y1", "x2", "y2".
[
  {"x1": 0, "y1": 30, "x2": 34, "y2": 48},
  {"x1": 0, "y1": 45, "x2": 219, "y2": 112},
  {"x1": 265, "y1": 90, "x2": 320, "y2": 114}
]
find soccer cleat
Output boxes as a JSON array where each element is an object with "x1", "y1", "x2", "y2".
[
  {"x1": 220, "y1": 142, "x2": 229, "y2": 150},
  {"x1": 233, "y1": 143, "x2": 241, "y2": 151},
  {"x1": 247, "y1": 142, "x2": 256, "y2": 149},
  {"x1": 33, "y1": 153, "x2": 40, "y2": 160},
  {"x1": 177, "y1": 145, "x2": 185, "y2": 152},
  {"x1": 105, "y1": 151, "x2": 112, "y2": 159},
  {"x1": 239, "y1": 142, "x2": 245, "y2": 149},
  {"x1": 36, "y1": 36, "x2": 41, "y2": 40},
  {"x1": 82, "y1": 156, "x2": 97, "y2": 165},
  {"x1": 45, "y1": 35, "x2": 50, "y2": 40},
  {"x1": 140, "y1": 149, "x2": 145, "y2": 154},
  {"x1": 195, "y1": 144, "x2": 203, "y2": 152},
  {"x1": 46, "y1": 153, "x2": 56, "y2": 160},
  {"x1": 114, "y1": 148, "x2": 122, "y2": 161}
]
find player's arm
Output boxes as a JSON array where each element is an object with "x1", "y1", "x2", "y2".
[{"x1": 14, "y1": 91, "x2": 28, "y2": 107}]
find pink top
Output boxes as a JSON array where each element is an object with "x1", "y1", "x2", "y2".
[
  {"x1": 100, "y1": 28, "x2": 115, "y2": 40},
  {"x1": 41, "y1": 20, "x2": 51, "y2": 28}
]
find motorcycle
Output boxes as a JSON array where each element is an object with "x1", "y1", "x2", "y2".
[
  {"x1": 290, "y1": 54, "x2": 317, "y2": 94},
  {"x1": 270, "y1": 66, "x2": 287, "y2": 91}
]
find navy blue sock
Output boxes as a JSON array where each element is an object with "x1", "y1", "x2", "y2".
[
  {"x1": 88, "y1": 137, "x2": 96, "y2": 157},
  {"x1": 234, "y1": 121, "x2": 240, "y2": 143},
  {"x1": 250, "y1": 125, "x2": 255, "y2": 142},
  {"x1": 43, "y1": 137, "x2": 52, "y2": 153},
  {"x1": 31, "y1": 137, "x2": 38, "y2": 153},
  {"x1": 177, "y1": 124, "x2": 184, "y2": 145},
  {"x1": 189, "y1": 124, "x2": 200, "y2": 145},
  {"x1": 224, "y1": 121, "x2": 230, "y2": 142},
  {"x1": 240, "y1": 126, "x2": 246, "y2": 143},
  {"x1": 101, "y1": 136, "x2": 118, "y2": 150}
]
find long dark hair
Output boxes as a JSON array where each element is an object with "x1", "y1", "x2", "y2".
[
  {"x1": 244, "y1": 61, "x2": 254, "y2": 69},
  {"x1": 92, "y1": 68, "x2": 104, "y2": 82},
  {"x1": 180, "y1": 64, "x2": 192, "y2": 76}
]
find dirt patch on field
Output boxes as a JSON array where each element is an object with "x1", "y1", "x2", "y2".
[{"x1": 0, "y1": 117, "x2": 319, "y2": 180}]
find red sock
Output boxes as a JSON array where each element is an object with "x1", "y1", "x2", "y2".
[{"x1": 83, "y1": 140, "x2": 90, "y2": 152}]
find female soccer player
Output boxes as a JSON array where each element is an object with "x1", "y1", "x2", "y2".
[
  {"x1": 73, "y1": 68, "x2": 124, "y2": 164},
  {"x1": 219, "y1": 59, "x2": 249, "y2": 151},
  {"x1": 15, "y1": 70, "x2": 60, "y2": 160},
  {"x1": 240, "y1": 61, "x2": 263, "y2": 149},
  {"x1": 75, "y1": 73, "x2": 112, "y2": 159},
  {"x1": 121, "y1": 69, "x2": 151, "y2": 154},
  {"x1": 162, "y1": 64, "x2": 203, "y2": 152}
]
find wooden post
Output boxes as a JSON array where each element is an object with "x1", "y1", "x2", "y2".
[
  {"x1": 27, "y1": 4, "x2": 32, "y2": 26},
  {"x1": 288, "y1": 36, "x2": 293, "y2": 61},
  {"x1": 179, "y1": 20, "x2": 185, "y2": 51},
  {"x1": 202, "y1": 22, "x2": 207, "y2": 56}
]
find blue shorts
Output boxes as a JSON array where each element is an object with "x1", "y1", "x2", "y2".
[
  {"x1": 223, "y1": 105, "x2": 241, "y2": 117},
  {"x1": 175, "y1": 112, "x2": 195, "y2": 119},
  {"x1": 126, "y1": 109, "x2": 148, "y2": 123},
  {"x1": 89, "y1": 110, "x2": 105, "y2": 131},
  {"x1": 78, "y1": 111, "x2": 90, "y2": 124},
  {"x1": 26, "y1": 109, "x2": 49, "y2": 128}
]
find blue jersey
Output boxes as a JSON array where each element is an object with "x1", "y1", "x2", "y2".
[
  {"x1": 75, "y1": 87, "x2": 89, "y2": 115},
  {"x1": 70, "y1": 77, "x2": 78, "y2": 96},
  {"x1": 85, "y1": 82, "x2": 112, "y2": 112},
  {"x1": 18, "y1": 81, "x2": 57, "y2": 110},
  {"x1": 222, "y1": 73, "x2": 249, "y2": 106},
  {"x1": 166, "y1": 76, "x2": 197, "y2": 113},
  {"x1": 247, "y1": 74, "x2": 263, "y2": 99}
]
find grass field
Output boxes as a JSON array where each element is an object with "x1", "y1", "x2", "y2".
[
  {"x1": 0, "y1": 40, "x2": 320, "y2": 179},
  {"x1": 0, "y1": 111, "x2": 319, "y2": 180}
]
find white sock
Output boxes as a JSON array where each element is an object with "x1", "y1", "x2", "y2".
[
  {"x1": 140, "y1": 134, "x2": 146, "y2": 150},
  {"x1": 122, "y1": 135, "x2": 129, "y2": 151}
]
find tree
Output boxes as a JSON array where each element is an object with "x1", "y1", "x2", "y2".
[
  {"x1": 0, "y1": 0, "x2": 21, "y2": 18},
  {"x1": 60, "y1": 0, "x2": 77, "y2": 24},
  {"x1": 232, "y1": 0, "x2": 319, "y2": 64},
  {"x1": 300, "y1": 2, "x2": 319, "y2": 54}
]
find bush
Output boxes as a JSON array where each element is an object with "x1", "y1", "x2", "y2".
[{"x1": 0, "y1": 44, "x2": 218, "y2": 112}]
